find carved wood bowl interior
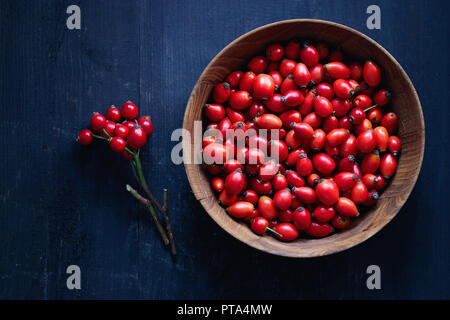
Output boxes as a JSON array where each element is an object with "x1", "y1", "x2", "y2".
[{"x1": 182, "y1": 19, "x2": 425, "y2": 257}]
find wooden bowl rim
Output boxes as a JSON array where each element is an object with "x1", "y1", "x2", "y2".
[{"x1": 182, "y1": 19, "x2": 425, "y2": 258}]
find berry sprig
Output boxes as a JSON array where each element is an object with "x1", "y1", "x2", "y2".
[{"x1": 77, "y1": 101, "x2": 176, "y2": 260}]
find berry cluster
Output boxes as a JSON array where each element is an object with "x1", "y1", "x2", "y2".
[
  {"x1": 78, "y1": 102, "x2": 176, "y2": 259},
  {"x1": 202, "y1": 40, "x2": 401, "y2": 241},
  {"x1": 78, "y1": 101, "x2": 153, "y2": 158}
]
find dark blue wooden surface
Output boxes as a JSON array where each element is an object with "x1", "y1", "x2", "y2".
[{"x1": 0, "y1": 0, "x2": 449, "y2": 299}]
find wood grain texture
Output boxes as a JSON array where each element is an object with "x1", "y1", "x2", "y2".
[{"x1": 183, "y1": 20, "x2": 425, "y2": 257}]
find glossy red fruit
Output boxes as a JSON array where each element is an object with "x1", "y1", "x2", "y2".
[
  {"x1": 269, "y1": 140, "x2": 289, "y2": 162},
  {"x1": 315, "y1": 82, "x2": 334, "y2": 100},
  {"x1": 388, "y1": 136, "x2": 402, "y2": 156},
  {"x1": 269, "y1": 71, "x2": 283, "y2": 89},
  {"x1": 333, "y1": 79, "x2": 354, "y2": 99},
  {"x1": 227, "y1": 201, "x2": 254, "y2": 218},
  {"x1": 279, "y1": 59, "x2": 297, "y2": 77},
  {"x1": 362, "y1": 174, "x2": 378, "y2": 189},
  {"x1": 326, "y1": 128, "x2": 349, "y2": 147},
  {"x1": 312, "y1": 205, "x2": 335, "y2": 222},
  {"x1": 248, "y1": 56, "x2": 268, "y2": 74},
  {"x1": 241, "y1": 189, "x2": 258, "y2": 205},
  {"x1": 299, "y1": 91, "x2": 316, "y2": 115},
  {"x1": 285, "y1": 40, "x2": 301, "y2": 59},
  {"x1": 106, "y1": 106, "x2": 121, "y2": 122},
  {"x1": 273, "y1": 189, "x2": 292, "y2": 211},
  {"x1": 331, "y1": 98, "x2": 352, "y2": 117},
  {"x1": 305, "y1": 222, "x2": 334, "y2": 237},
  {"x1": 349, "y1": 107, "x2": 366, "y2": 125},
  {"x1": 262, "y1": 93, "x2": 284, "y2": 113},
  {"x1": 266, "y1": 43, "x2": 284, "y2": 61},
  {"x1": 364, "y1": 189, "x2": 379, "y2": 206},
  {"x1": 292, "y1": 122, "x2": 314, "y2": 140},
  {"x1": 381, "y1": 112, "x2": 398, "y2": 134},
  {"x1": 332, "y1": 215, "x2": 351, "y2": 230},
  {"x1": 374, "y1": 126, "x2": 389, "y2": 152},
  {"x1": 310, "y1": 128, "x2": 326, "y2": 151},
  {"x1": 338, "y1": 155, "x2": 355, "y2": 172},
  {"x1": 316, "y1": 42, "x2": 329, "y2": 59},
  {"x1": 292, "y1": 207, "x2": 311, "y2": 230},
  {"x1": 248, "y1": 102, "x2": 266, "y2": 118},
  {"x1": 225, "y1": 169, "x2": 245, "y2": 195},
  {"x1": 323, "y1": 61, "x2": 350, "y2": 79},
  {"x1": 206, "y1": 164, "x2": 223, "y2": 175},
  {"x1": 136, "y1": 116, "x2": 153, "y2": 136},
  {"x1": 285, "y1": 170, "x2": 304, "y2": 188},
  {"x1": 375, "y1": 175, "x2": 386, "y2": 190},
  {"x1": 339, "y1": 135, "x2": 357, "y2": 157},
  {"x1": 373, "y1": 89, "x2": 391, "y2": 106},
  {"x1": 109, "y1": 136, "x2": 126, "y2": 153},
  {"x1": 223, "y1": 159, "x2": 244, "y2": 173},
  {"x1": 353, "y1": 94, "x2": 373, "y2": 109},
  {"x1": 349, "y1": 61, "x2": 363, "y2": 80},
  {"x1": 296, "y1": 153, "x2": 313, "y2": 176},
  {"x1": 255, "y1": 114, "x2": 282, "y2": 129},
  {"x1": 314, "y1": 96, "x2": 333, "y2": 118},
  {"x1": 359, "y1": 81, "x2": 374, "y2": 95},
  {"x1": 363, "y1": 60, "x2": 381, "y2": 87},
  {"x1": 310, "y1": 64, "x2": 325, "y2": 85},
  {"x1": 121, "y1": 101, "x2": 139, "y2": 120},
  {"x1": 250, "y1": 178, "x2": 272, "y2": 195},
  {"x1": 272, "y1": 173, "x2": 289, "y2": 191},
  {"x1": 279, "y1": 209, "x2": 294, "y2": 222},
  {"x1": 213, "y1": 82, "x2": 231, "y2": 103},
  {"x1": 313, "y1": 153, "x2": 336, "y2": 176},
  {"x1": 127, "y1": 125, "x2": 147, "y2": 149},
  {"x1": 281, "y1": 90, "x2": 304, "y2": 107},
  {"x1": 102, "y1": 120, "x2": 116, "y2": 139},
  {"x1": 266, "y1": 61, "x2": 279, "y2": 73},
  {"x1": 249, "y1": 216, "x2": 267, "y2": 234},
  {"x1": 122, "y1": 149, "x2": 134, "y2": 161},
  {"x1": 279, "y1": 110, "x2": 301, "y2": 128},
  {"x1": 293, "y1": 63, "x2": 311, "y2": 87},
  {"x1": 90, "y1": 113, "x2": 106, "y2": 133},
  {"x1": 229, "y1": 91, "x2": 252, "y2": 110},
  {"x1": 253, "y1": 74, "x2": 275, "y2": 100},
  {"x1": 258, "y1": 196, "x2": 278, "y2": 220},
  {"x1": 338, "y1": 116, "x2": 352, "y2": 130},
  {"x1": 380, "y1": 153, "x2": 397, "y2": 179},
  {"x1": 78, "y1": 129, "x2": 93, "y2": 145},
  {"x1": 352, "y1": 162, "x2": 363, "y2": 179},
  {"x1": 351, "y1": 181, "x2": 368, "y2": 204},
  {"x1": 293, "y1": 186, "x2": 316, "y2": 204},
  {"x1": 334, "y1": 172, "x2": 357, "y2": 192},
  {"x1": 300, "y1": 42, "x2": 319, "y2": 66},
  {"x1": 239, "y1": 71, "x2": 256, "y2": 92},
  {"x1": 366, "y1": 106, "x2": 383, "y2": 124},
  {"x1": 361, "y1": 150, "x2": 380, "y2": 174},
  {"x1": 306, "y1": 173, "x2": 319, "y2": 187},
  {"x1": 274, "y1": 223, "x2": 299, "y2": 241},
  {"x1": 259, "y1": 160, "x2": 278, "y2": 182},
  {"x1": 247, "y1": 148, "x2": 265, "y2": 165},
  {"x1": 226, "y1": 70, "x2": 243, "y2": 88},
  {"x1": 335, "y1": 197, "x2": 359, "y2": 217},
  {"x1": 323, "y1": 115, "x2": 338, "y2": 133},
  {"x1": 356, "y1": 129, "x2": 376, "y2": 153},
  {"x1": 211, "y1": 177, "x2": 225, "y2": 193},
  {"x1": 226, "y1": 107, "x2": 245, "y2": 123},
  {"x1": 316, "y1": 179, "x2": 339, "y2": 205}
]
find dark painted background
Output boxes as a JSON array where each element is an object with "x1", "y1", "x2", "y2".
[{"x1": 0, "y1": 0, "x2": 449, "y2": 299}]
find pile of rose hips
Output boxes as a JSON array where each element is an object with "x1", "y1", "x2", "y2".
[
  {"x1": 78, "y1": 101, "x2": 153, "y2": 156},
  {"x1": 202, "y1": 40, "x2": 401, "y2": 241}
]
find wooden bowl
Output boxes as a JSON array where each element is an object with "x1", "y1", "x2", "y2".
[{"x1": 182, "y1": 19, "x2": 425, "y2": 257}]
